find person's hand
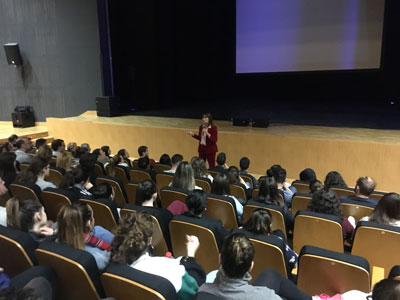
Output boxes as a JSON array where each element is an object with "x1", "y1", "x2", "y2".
[
  {"x1": 223, "y1": 163, "x2": 229, "y2": 169},
  {"x1": 186, "y1": 235, "x2": 200, "y2": 257},
  {"x1": 0, "y1": 267, "x2": 3, "y2": 272},
  {"x1": 187, "y1": 131, "x2": 194, "y2": 136},
  {"x1": 84, "y1": 181, "x2": 93, "y2": 190},
  {"x1": 283, "y1": 182, "x2": 291, "y2": 190},
  {"x1": 40, "y1": 226, "x2": 54, "y2": 236},
  {"x1": 239, "y1": 176, "x2": 246, "y2": 185}
]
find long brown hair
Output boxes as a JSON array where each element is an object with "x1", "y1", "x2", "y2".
[
  {"x1": 57, "y1": 205, "x2": 85, "y2": 250},
  {"x1": 369, "y1": 193, "x2": 400, "y2": 225}
]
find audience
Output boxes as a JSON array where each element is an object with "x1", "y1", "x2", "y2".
[
  {"x1": 159, "y1": 153, "x2": 171, "y2": 166},
  {"x1": 8, "y1": 134, "x2": 18, "y2": 149},
  {"x1": 67, "y1": 142, "x2": 78, "y2": 156},
  {"x1": 0, "y1": 142, "x2": 12, "y2": 153},
  {"x1": 15, "y1": 138, "x2": 33, "y2": 164},
  {"x1": 191, "y1": 157, "x2": 213, "y2": 182},
  {"x1": 56, "y1": 151, "x2": 72, "y2": 172},
  {"x1": 137, "y1": 145, "x2": 155, "y2": 168},
  {"x1": 340, "y1": 176, "x2": 377, "y2": 206},
  {"x1": 324, "y1": 171, "x2": 347, "y2": 189},
  {"x1": 360, "y1": 193, "x2": 400, "y2": 226},
  {"x1": 227, "y1": 166, "x2": 251, "y2": 196},
  {"x1": 59, "y1": 167, "x2": 93, "y2": 200},
  {"x1": 268, "y1": 165, "x2": 296, "y2": 207},
  {"x1": 16, "y1": 157, "x2": 56, "y2": 191},
  {"x1": 34, "y1": 138, "x2": 47, "y2": 150},
  {"x1": 91, "y1": 182, "x2": 120, "y2": 223},
  {"x1": 299, "y1": 168, "x2": 317, "y2": 183},
  {"x1": 239, "y1": 156, "x2": 258, "y2": 187},
  {"x1": 35, "y1": 145, "x2": 53, "y2": 164},
  {"x1": 117, "y1": 149, "x2": 131, "y2": 168},
  {"x1": 97, "y1": 145, "x2": 111, "y2": 165},
  {"x1": 171, "y1": 162, "x2": 200, "y2": 191},
  {"x1": 309, "y1": 179, "x2": 324, "y2": 194},
  {"x1": 0, "y1": 152, "x2": 17, "y2": 189},
  {"x1": 209, "y1": 152, "x2": 228, "y2": 173},
  {"x1": 80, "y1": 143, "x2": 91, "y2": 153},
  {"x1": 51, "y1": 139, "x2": 65, "y2": 157},
  {"x1": 164, "y1": 154, "x2": 183, "y2": 174},
  {"x1": 79, "y1": 153, "x2": 98, "y2": 185},
  {"x1": 111, "y1": 211, "x2": 205, "y2": 299}
]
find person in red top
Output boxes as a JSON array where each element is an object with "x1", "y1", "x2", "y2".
[{"x1": 188, "y1": 113, "x2": 218, "y2": 168}]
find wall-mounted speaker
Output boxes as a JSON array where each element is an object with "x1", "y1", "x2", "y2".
[
  {"x1": 4, "y1": 43, "x2": 23, "y2": 67},
  {"x1": 232, "y1": 117, "x2": 250, "y2": 127},
  {"x1": 252, "y1": 118, "x2": 270, "y2": 128}
]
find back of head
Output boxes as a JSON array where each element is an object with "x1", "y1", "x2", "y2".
[
  {"x1": 101, "y1": 146, "x2": 111, "y2": 156},
  {"x1": 239, "y1": 157, "x2": 250, "y2": 171},
  {"x1": 35, "y1": 138, "x2": 46, "y2": 149},
  {"x1": 67, "y1": 142, "x2": 77, "y2": 153},
  {"x1": 8, "y1": 134, "x2": 18, "y2": 144},
  {"x1": 79, "y1": 153, "x2": 97, "y2": 172},
  {"x1": 72, "y1": 201, "x2": 92, "y2": 233},
  {"x1": 309, "y1": 180, "x2": 324, "y2": 194},
  {"x1": 16, "y1": 139, "x2": 26, "y2": 150},
  {"x1": 111, "y1": 211, "x2": 154, "y2": 264},
  {"x1": 372, "y1": 279, "x2": 400, "y2": 300},
  {"x1": 0, "y1": 152, "x2": 17, "y2": 176},
  {"x1": 81, "y1": 143, "x2": 90, "y2": 152},
  {"x1": 299, "y1": 168, "x2": 316, "y2": 183},
  {"x1": 51, "y1": 139, "x2": 63, "y2": 152},
  {"x1": 356, "y1": 176, "x2": 376, "y2": 196},
  {"x1": 17, "y1": 157, "x2": 48, "y2": 185},
  {"x1": 138, "y1": 156, "x2": 150, "y2": 169},
  {"x1": 243, "y1": 208, "x2": 271, "y2": 235},
  {"x1": 6, "y1": 198, "x2": 42, "y2": 232},
  {"x1": 92, "y1": 182, "x2": 113, "y2": 199},
  {"x1": 159, "y1": 154, "x2": 171, "y2": 166},
  {"x1": 191, "y1": 157, "x2": 207, "y2": 178},
  {"x1": 324, "y1": 171, "x2": 347, "y2": 189},
  {"x1": 171, "y1": 154, "x2": 183, "y2": 167},
  {"x1": 0, "y1": 142, "x2": 12, "y2": 153},
  {"x1": 221, "y1": 233, "x2": 254, "y2": 278},
  {"x1": 135, "y1": 180, "x2": 156, "y2": 206},
  {"x1": 216, "y1": 152, "x2": 226, "y2": 166},
  {"x1": 171, "y1": 161, "x2": 195, "y2": 190},
  {"x1": 369, "y1": 193, "x2": 400, "y2": 225},
  {"x1": 274, "y1": 168, "x2": 287, "y2": 184},
  {"x1": 57, "y1": 204, "x2": 85, "y2": 250},
  {"x1": 92, "y1": 149, "x2": 100, "y2": 158},
  {"x1": 138, "y1": 146, "x2": 147, "y2": 157},
  {"x1": 185, "y1": 190, "x2": 208, "y2": 218},
  {"x1": 211, "y1": 173, "x2": 230, "y2": 195},
  {"x1": 308, "y1": 188, "x2": 342, "y2": 217},
  {"x1": 74, "y1": 146, "x2": 88, "y2": 159},
  {"x1": 36, "y1": 145, "x2": 52, "y2": 162},
  {"x1": 266, "y1": 164, "x2": 282, "y2": 178},
  {"x1": 56, "y1": 151, "x2": 71, "y2": 171},
  {"x1": 227, "y1": 166, "x2": 240, "y2": 184},
  {"x1": 258, "y1": 177, "x2": 280, "y2": 205}
]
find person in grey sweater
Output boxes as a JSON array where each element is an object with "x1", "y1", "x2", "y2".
[{"x1": 198, "y1": 233, "x2": 312, "y2": 300}]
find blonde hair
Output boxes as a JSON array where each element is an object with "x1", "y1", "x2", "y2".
[
  {"x1": 56, "y1": 151, "x2": 72, "y2": 171},
  {"x1": 36, "y1": 144, "x2": 52, "y2": 162},
  {"x1": 57, "y1": 205, "x2": 85, "y2": 250}
]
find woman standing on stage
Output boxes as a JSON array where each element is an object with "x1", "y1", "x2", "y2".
[{"x1": 188, "y1": 113, "x2": 218, "y2": 168}]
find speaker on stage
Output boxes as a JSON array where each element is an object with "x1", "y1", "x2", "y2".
[
  {"x1": 4, "y1": 43, "x2": 23, "y2": 67},
  {"x1": 11, "y1": 106, "x2": 35, "y2": 128},
  {"x1": 96, "y1": 96, "x2": 121, "y2": 117},
  {"x1": 252, "y1": 118, "x2": 270, "y2": 128},
  {"x1": 232, "y1": 117, "x2": 250, "y2": 127}
]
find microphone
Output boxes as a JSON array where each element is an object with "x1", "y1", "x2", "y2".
[{"x1": 202, "y1": 123, "x2": 207, "y2": 129}]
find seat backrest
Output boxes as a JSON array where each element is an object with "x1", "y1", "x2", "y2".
[
  {"x1": 126, "y1": 181, "x2": 139, "y2": 204},
  {"x1": 297, "y1": 245, "x2": 370, "y2": 295},
  {"x1": 114, "y1": 166, "x2": 129, "y2": 187},
  {"x1": 251, "y1": 188, "x2": 259, "y2": 199},
  {"x1": 159, "y1": 187, "x2": 189, "y2": 208},
  {"x1": 204, "y1": 195, "x2": 238, "y2": 228},
  {"x1": 19, "y1": 163, "x2": 30, "y2": 172},
  {"x1": 340, "y1": 201, "x2": 374, "y2": 223},
  {"x1": 96, "y1": 176, "x2": 127, "y2": 208},
  {"x1": 81, "y1": 199, "x2": 117, "y2": 232},
  {"x1": 129, "y1": 169, "x2": 152, "y2": 182},
  {"x1": 194, "y1": 178, "x2": 211, "y2": 193},
  {"x1": 291, "y1": 182, "x2": 310, "y2": 194},
  {"x1": 240, "y1": 174, "x2": 253, "y2": 189},
  {"x1": 250, "y1": 238, "x2": 287, "y2": 280},
  {"x1": 0, "y1": 225, "x2": 36, "y2": 277},
  {"x1": 352, "y1": 221, "x2": 400, "y2": 278},
  {"x1": 156, "y1": 173, "x2": 174, "y2": 194},
  {"x1": 291, "y1": 194, "x2": 312, "y2": 216},
  {"x1": 230, "y1": 184, "x2": 246, "y2": 201},
  {"x1": 169, "y1": 220, "x2": 219, "y2": 273},
  {"x1": 102, "y1": 263, "x2": 178, "y2": 300},
  {"x1": 153, "y1": 164, "x2": 171, "y2": 173},
  {"x1": 331, "y1": 188, "x2": 355, "y2": 198},
  {"x1": 93, "y1": 163, "x2": 104, "y2": 176},
  {"x1": 243, "y1": 204, "x2": 286, "y2": 238},
  {"x1": 132, "y1": 160, "x2": 139, "y2": 169},
  {"x1": 42, "y1": 190, "x2": 72, "y2": 222},
  {"x1": 45, "y1": 168, "x2": 63, "y2": 187},
  {"x1": 35, "y1": 242, "x2": 101, "y2": 300},
  {"x1": 207, "y1": 170, "x2": 219, "y2": 179},
  {"x1": 293, "y1": 211, "x2": 343, "y2": 253},
  {"x1": 10, "y1": 183, "x2": 40, "y2": 202},
  {"x1": 370, "y1": 192, "x2": 384, "y2": 201},
  {"x1": 120, "y1": 208, "x2": 168, "y2": 256}
]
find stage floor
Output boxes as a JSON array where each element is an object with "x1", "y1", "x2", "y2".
[
  {"x1": 46, "y1": 111, "x2": 400, "y2": 193},
  {"x1": 0, "y1": 122, "x2": 48, "y2": 143}
]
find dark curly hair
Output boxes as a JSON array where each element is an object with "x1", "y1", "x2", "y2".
[
  {"x1": 111, "y1": 211, "x2": 154, "y2": 264},
  {"x1": 324, "y1": 171, "x2": 347, "y2": 189},
  {"x1": 307, "y1": 189, "x2": 342, "y2": 218}
]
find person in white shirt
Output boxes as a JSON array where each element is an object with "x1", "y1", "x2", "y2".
[
  {"x1": 164, "y1": 154, "x2": 183, "y2": 174},
  {"x1": 51, "y1": 139, "x2": 65, "y2": 157},
  {"x1": 15, "y1": 138, "x2": 32, "y2": 164}
]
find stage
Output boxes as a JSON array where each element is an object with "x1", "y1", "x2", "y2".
[{"x1": 43, "y1": 111, "x2": 400, "y2": 193}]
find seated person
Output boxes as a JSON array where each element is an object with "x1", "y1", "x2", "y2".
[
  {"x1": 57, "y1": 203, "x2": 111, "y2": 271},
  {"x1": 91, "y1": 182, "x2": 120, "y2": 223},
  {"x1": 298, "y1": 168, "x2": 317, "y2": 184},
  {"x1": 198, "y1": 232, "x2": 311, "y2": 300},
  {"x1": 227, "y1": 166, "x2": 251, "y2": 200},
  {"x1": 116, "y1": 149, "x2": 132, "y2": 168},
  {"x1": 191, "y1": 157, "x2": 213, "y2": 182},
  {"x1": 15, "y1": 138, "x2": 33, "y2": 164},
  {"x1": 307, "y1": 189, "x2": 354, "y2": 241},
  {"x1": 34, "y1": 138, "x2": 47, "y2": 151},
  {"x1": 164, "y1": 154, "x2": 183, "y2": 174},
  {"x1": 111, "y1": 211, "x2": 206, "y2": 299},
  {"x1": 51, "y1": 139, "x2": 65, "y2": 157},
  {"x1": 56, "y1": 151, "x2": 72, "y2": 172},
  {"x1": 6, "y1": 198, "x2": 56, "y2": 243},
  {"x1": 170, "y1": 162, "x2": 201, "y2": 191},
  {"x1": 239, "y1": 157, "x2": 258, "y2": 187},
  {"x1": 267, "y1": 165, "x2": 296, "y2": 207},
  {"x1": 324, "y1": 171, "x2": 348, "y2": 189},
  {"x1": 0, "y1": 152, "x2": 18, "y2": 189},
  {"x1": 125, "y1": 180, "x2": 173, "y2": 249},
  {"x1": 159, "y1": 153, "x2": 171, "y2": 166},
  {"x1": 79, "y1": 153, "x2": 99, "y2": 186},
  {"x1": 173, "y1": 190, "x2": 227, "y2": 251},
  {"x1": 208, "y1": 152, "x2": 228, "y2": 174},
  {"x1": 15, "y1": 157, "x2": 56, "y2": 191},
  {"x1": 137, "y1": 156, "x2": 156, "y2": 182},
  {"x1": 137, "y1": 145, "x2": 155, "y2": 169},
  {"x1": 97, "y1": 146, "x2": 112, "y2": 165},
  {"x1": 340, "y1": 176, "x2": 378, "y2": 206},
  {"x1": 59, "y1": 167, "x2": 93, "y2": 201},
  {"x1": 247, "y1": 177, "x2": 294, "y2": 231},
  {"x1": 360, "y1": 192, "x2": 400, "y2": 227},
  {"x1": 211, "y1": 173, "x2": 244, "y2": 223},
  {"x1": 309, "y1": 180, "x2": 324, "y2": 194},
  {"x1": 67, "y1": 142, "x2": 78, "y2": 157},
  {"x1": 80, "y1": 143, "x2": 91, "y2": 153},
  {"x1": 36, "y1": 145, "x2": 53, "y2": 166}
]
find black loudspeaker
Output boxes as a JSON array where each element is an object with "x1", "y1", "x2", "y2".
[
  {"x1": 252, "y1": 118, "x2": 270, "y2": 128},
  {"x1": 11, "y1": 106, "x2": 35, "y2": 128},
  {"x1": 232, "y1": 117, "x2": 250, "y2": 127},
  {"x1": 96, "y1": 96, "x2": 121, "y2": 117},
  {"x1": 4, "y1": 43, "x2": 23, "y2": 67}
]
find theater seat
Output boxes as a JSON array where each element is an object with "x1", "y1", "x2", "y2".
[
  {"x1": 243, "y1": 204, "x2": 286, "y2": 238},
  {"x1": 81, "y1": 198, "x2": 118, "y2": 232},
  {"x1": 102, "y1": 263, "x2": 178, "y2": 300},
  {"x1": 42, "y1": 190, "x2": 72, "y2": 222},
  {"x1": 291, "y1": 193, "x2": 312, "y2": 216},
  {"x1": 129, "y1": 169, "x2": 152, "y2": 182},
  {"x1": 297, "y1": 245, "x2": 370, "y2": 295},
  {"x1": 96, "y1": 175, "x2": 127, "y2": 208},
  {"x1": 195, "y1": 177, "x2": 211, "y2": 193},
  {"x1": 9, "y1": 183, "x2": 40, "y2": 203},
  {"x1": 204, "y1": 194, "x2": 238, "y2": 228},
  {"x1": 153, "y1": 163, "x2": 171, "y2": 173},
  {"x1": 155, "y1": 173, "x2": 174, "y2": 194},
  {"x1": 159, "y1": 186, "x2": 189, "y2": 208}
]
